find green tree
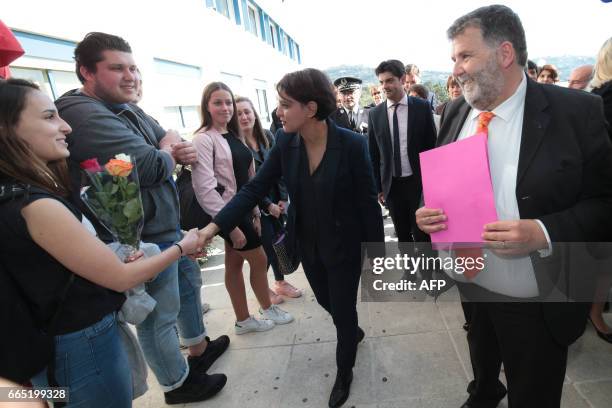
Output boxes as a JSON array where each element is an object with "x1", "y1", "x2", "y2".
[{"x1": 424, "y1": 81, "x2": 449, "y2": 104}]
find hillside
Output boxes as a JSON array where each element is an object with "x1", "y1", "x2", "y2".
[{"x1": 324, "y1": 55, "x2": 596, "y2": 86}]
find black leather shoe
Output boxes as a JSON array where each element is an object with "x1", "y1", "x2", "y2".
[
  {"x1": 164, "y1": 370, "x2": 227, "y2": 404},
  {"x1": 187, "y1": 335, "x2": 230, "y2": 373},
  {"x1": 357, "y1": 326, "x2": 365, "y2": 343},
  {"x1": 328, "y1": 369, "x2": 353, "y2": 408}
]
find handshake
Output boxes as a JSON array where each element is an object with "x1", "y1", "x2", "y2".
[{"x1": 176, "y1": 223, "x2": 221, "y2": 259}]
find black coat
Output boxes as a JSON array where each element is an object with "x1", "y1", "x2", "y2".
[
  {"x1": 438, "y1": 78, "x2": 612, "y2": 345},
  {"x1": 214, "y1": 120, "x2": 384, "y2": 267},
  {"x1": 329, "y1": 106, "x2": 369, "y2": 134},
  {"x1": 249, "y1": 129, "x2": 289, "y2": 212},
  {"x1": 367, "y1": 96, "x2": 437, "y2": 199}
]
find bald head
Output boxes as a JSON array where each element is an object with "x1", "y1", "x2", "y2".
[{"x1": 568, "y1": 65, "x2": 593, "y2": 90}]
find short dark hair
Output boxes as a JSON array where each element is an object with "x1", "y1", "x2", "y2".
[
  {"x1": 375, "y1": 60, "x2": 405, "y2": 79},
  {"x1": 527, "y1": 59, "x2": 537, "y2": 71},
  {"x1": 276, "y1": 68, "x2": 336, "y2": 120},
  {"x1": 405, "y1": 63, "x2": 420, "y2": 76},
  {"x1": 74, "y1": 32, "x2": 132, "y2": 84},
  {"x1": 408, "y1": 84, "x2": 429, "y2": 99},
  {"x1": 447, "y1": 4, "x2": 528, "y2": 67}
]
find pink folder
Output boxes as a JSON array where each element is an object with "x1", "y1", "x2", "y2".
[{"x1": 419, "y1": 133, "x2": 498, "y2": 244}]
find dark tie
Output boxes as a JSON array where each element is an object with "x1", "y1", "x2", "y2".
[
  {"x1": 349, "y1": 111, "x2": 356, "y2": 129},
  {"x1": 392, "y1": 103, "x2": 402, "y2": 177}
]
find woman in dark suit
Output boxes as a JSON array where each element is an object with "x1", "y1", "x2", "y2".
[
  {"x1": 235, "y1": 96, "x2": 303, "y2": 304},
  {"x1": 198, "y1": 68, "x2": 384, "y2": 408}
]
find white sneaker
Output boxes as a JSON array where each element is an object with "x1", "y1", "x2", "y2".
[
  {"x1": 235, "y1": 315, "x2": 275, "y2": 335},
  {"x1": 259, "y1": 304, "x2": 294, "y2": 325}
]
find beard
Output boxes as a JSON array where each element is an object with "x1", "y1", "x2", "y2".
[{"x1": 457, "y1": 56, "x2": 504, "y2": 111}]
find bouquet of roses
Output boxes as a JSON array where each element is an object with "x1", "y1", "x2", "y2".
[{"x1": 80, "y1": 154, "x2": 144, "y2": 261}]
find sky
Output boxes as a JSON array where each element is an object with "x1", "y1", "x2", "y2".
[{"x1": 278, "y1": 0, "x2": 612, "y2": 71}]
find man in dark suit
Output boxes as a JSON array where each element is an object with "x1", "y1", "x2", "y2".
[
  {"x1": 416, "y1": 5, "x2": 612, "y2": 408},
  {"x1": 330, "y1": 76, "x2": 369, "y2": 134},
  {"x1": 368, "y1": 59, "x2": 436, "y2": 246}
]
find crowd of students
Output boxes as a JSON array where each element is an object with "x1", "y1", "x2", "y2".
[{"x1": 1, "y1": 4, "x2": 612, "y2": 408}]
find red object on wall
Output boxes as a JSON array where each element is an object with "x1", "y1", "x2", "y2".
[{"x1": 0, "y1": 20, "x2": 24, "y2": 78}]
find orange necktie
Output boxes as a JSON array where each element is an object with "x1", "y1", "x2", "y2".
[{"x1": 456, "y1": 111, "x2": 495, "y2": 279}]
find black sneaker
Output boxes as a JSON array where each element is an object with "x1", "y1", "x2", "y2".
[
  {"x1": 164, "y1": 370, "x2": 227, "y2": 405},
  {"x1": 187, "y1": 335, "x2": 230, "y2": 373}
]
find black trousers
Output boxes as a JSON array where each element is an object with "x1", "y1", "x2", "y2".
[
  {"x1": 301, "y1": 253, "x2": 361, "y2": 371},
  {"x1": 260, "y1": 215, "x2": 284, "y2": 281},
  {"x1": 386, "y1": 176, "x2": 429, "y2": 245},
  {"x1": 457, "y1": 284, "x2": 568, "y2": 408}
]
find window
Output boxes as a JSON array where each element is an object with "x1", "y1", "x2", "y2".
[
  {"x1": 256, "y1": 88, "x2": 270, "y2": 123},
  {"x1": 9, "y1": 67, "x2": 79, "y2": 99},
  {"x1": 214, "y1": 0, "x2": 231, "y2": 19},
  {"x1": 268, "y1": 21, "x2": 278, "y2": 49},
  {"x1": 153, "y1": 59, "x2": 202, "y2": 129},
  {"x1": 48, "y1": 70, "x2": 81, "y2": 98},
  {"x1": 220, "y1": 72, "x2": 243, "y2": 95},
  {"x1": 247, "y1": 4, "x2": 259, "y2": 37},
  {"x1": 162, "y1": 106, "x2": 199, "y2": 130},
  {"x1": 282, "y1": 33, "x2": 290, "y2": 56}
]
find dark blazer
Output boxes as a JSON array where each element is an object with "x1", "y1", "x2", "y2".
[
  {"x1": 214, "y1": 120, "x2": 385, "y2": 267},
  {"x1": 250, "y1": 129, "x2": 289, "y2": 212},
  {"x1": 438, "y1": 78, "x2": 612, "y2": 345},
  {"x1": 330, "y1": 106, "x2": 369, "y2": 134},
  {"x1": 367, "y1": 95, "x2": 437, "y2": 199}
]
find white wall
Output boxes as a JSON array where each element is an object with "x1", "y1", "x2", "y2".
[{"x1": 4, "y1": 0, "x2": 301, "y2": 130}]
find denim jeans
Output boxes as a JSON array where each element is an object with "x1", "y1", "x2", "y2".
[
  {"x1": 136, "y1": 248, "x2": 188, "y2": 392},
  {"x1": 31, "y1": 313, "x2": 132, "y2": 408},
  {"x1": 176, "y1": 256, "x2": 206, "y2": 346}
]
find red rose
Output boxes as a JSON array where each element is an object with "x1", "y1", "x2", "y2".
[{"x1": 80, "y1": 158, "x2": 102, "y2": 172}]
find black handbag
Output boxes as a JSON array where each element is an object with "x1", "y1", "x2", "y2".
[
  {"x1": 177, "y1": 166, "x2": 210, "y2": 230},
  {"x1": 272, "y1": 217, "x2": 300, "y2": 275},
  {"x1": 176, "y1": 134, "x2": 226, "y2": 230},
  {"x1": 0, "y1": 184, "x2": 74, "y2": 396},
  {"x1": 176, "y1": 166, "x2": 226, "y2": 230}
]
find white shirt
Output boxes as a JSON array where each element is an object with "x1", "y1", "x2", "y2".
[
  {"x1": 450, "y1": 74, "x2": 551, "y2": 298},
  {"x1": 386, "y1": 94, "x2": 413, "y2": 177}
]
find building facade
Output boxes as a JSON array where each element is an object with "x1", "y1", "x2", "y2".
[{"x1": 4, "y1": 0, "x2": 302, "y2": 132}]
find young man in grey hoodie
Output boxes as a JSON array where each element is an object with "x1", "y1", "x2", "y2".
[{"x1": 56, "y1": 32, "x2": 227, "y2": 405}]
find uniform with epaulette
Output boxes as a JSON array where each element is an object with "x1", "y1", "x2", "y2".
[{"x1": 330, "y1": 76, "x2": 370, "y2": 134}]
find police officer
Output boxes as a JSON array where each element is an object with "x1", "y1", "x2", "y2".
[{"x1": 330, "y1": 76, "x2": 369, "y2": 134}]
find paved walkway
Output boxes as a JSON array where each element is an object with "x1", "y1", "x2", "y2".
[{"x1": 135, "y1": 220, "x2": 612, "y2": 408}]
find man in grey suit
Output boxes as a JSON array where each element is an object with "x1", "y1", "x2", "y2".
[
  {"x1": 367, "y1": 60, "x2": 436, "y2": 245},
  {"x1": 417, "y1": 5, "x2": 612, "y2": 407}
]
